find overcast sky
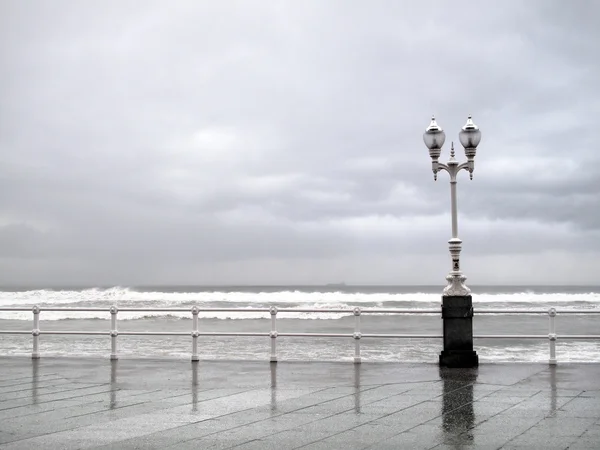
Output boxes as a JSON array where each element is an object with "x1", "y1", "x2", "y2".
[{"x1": 1, "y1": 0, "x2": 598, "y2": 286}]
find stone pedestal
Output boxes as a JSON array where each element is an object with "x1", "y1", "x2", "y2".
[{"x1": 439, "y1": 295, "x2": 478, "y2": 368}]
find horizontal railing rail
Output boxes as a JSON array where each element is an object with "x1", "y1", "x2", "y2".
[
  {"x1": 0, "y1": 306, "x2": 599, "y2": 364},
  {"x1": 0, "y1": 307, "x2": 442, "y2": 313}
]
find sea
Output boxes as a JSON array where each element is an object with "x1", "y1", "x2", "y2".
[{"x1": 0, "y1": 285, "x2": 599, "y2": 363}]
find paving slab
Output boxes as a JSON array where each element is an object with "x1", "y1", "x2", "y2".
[{"x1": 0, "y1": 357, "x2": 599, "y2": 449}]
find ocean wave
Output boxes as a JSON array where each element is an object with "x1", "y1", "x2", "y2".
[
  {"x1": 1, "y1": 286, "x2": 599, "y2": 308},
  {"x1": 0, "y1": 309, "x2": 365, "y2": 321}
]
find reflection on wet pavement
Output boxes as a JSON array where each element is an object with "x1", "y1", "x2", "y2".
[{"x1": 0, "y1": 357, "x2": 599, "y2": 449}]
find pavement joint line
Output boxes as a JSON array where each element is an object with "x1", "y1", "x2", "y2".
[
  {"x1": 32, "y1": 387, "x2": 260, "y2": 430},
  {"x1": 294, "y1": 394, "x2": 448, "y2": 448},
  {"x1": 63, "y1": 400, "x2": 159, "y2": 419},
  {"x1": 0, "y1": 385, "x2": 119, "y2": 412},
  {"x1": 0, "y1": 393, "x2": 145, "y2": 421},
  {"x1": 0, "y1": 377, "x2": 60, "y2": 389},
  {"x1": 171, "y1": 384, "x2": 390, "y2": 448},
  {"x1": 506, "y1": 365, "x2": 552, "y2": 387},
  {"x1": 47, "y1": 386, "x2": 265, "y2": 430},
  {"x1": 0, "y1": 398, "x2": 207, "y2": 445},
  {"x1": 0, "y1": 379, "x2": 99, "y2": 397},
  {"x1": 498, "y1": 414, "x2": 553, "y2": 447},
  {"x1": 1, "y1": 360, "x2": 598, "y2": 449},
  {"x1": 0, "y1": 382, "x2": 113, "y2": 406},
  {"x1": 364, "y1": 391, "x2": 524, "y2": 450},
  {"x1": 303, "y1": 382, "x2": 533, "y2": 450},
  {"x1": 0, "y1": 374, "x2": 41, "y2": 383},
  {"x1": 569, "y1": 402, "x2": 597, "y2": 448},
  {"x1": 58, "y1": 386, "x2": 237, "y2": 421},
  {"x1": 123, "y1": 388, "x2": 166, "y2": 397},
  {"x1": 0, "y1": 396, "x2": 208, "y2": 446},
  {"x1": 222, "y1": 384, "x2": 443, "y2": 449},
  {"x1": 429, "y1": 388, "x2": 557, "y2": 448},
  {"x1": 0, "y1": 375, "x2": 65, "y2": 389},
  {"x1": 0, "y1": 386, "x2": 202, "y2": 420},
  {"x1": 32, "y1": 386, "x2": 296, "y2": 450}
]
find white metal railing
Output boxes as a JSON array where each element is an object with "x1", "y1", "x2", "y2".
[
  {"x1": 475, "y1": 307, "x2": 600, "y2": 365},
  {"x1": 0, "y1": 306, "x2": 599, "y2": 364}
]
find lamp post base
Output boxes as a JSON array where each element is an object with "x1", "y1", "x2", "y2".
[
  {"x1": 439, "y1": 295, "x2": 478, "y2": 368},
  {"x1": 439, "y1": 350, "x2": 479, "y2": 368}
]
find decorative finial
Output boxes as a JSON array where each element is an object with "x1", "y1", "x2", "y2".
[
  {"x1": 426, "y1": 116, "x2": 442, "y2": 133},
  {"x1": 450, "y1": 142, "x2": 455, "y2": 158},
  {"x1": 462, "y1": 115, "x2": 478, "y2": 131}
]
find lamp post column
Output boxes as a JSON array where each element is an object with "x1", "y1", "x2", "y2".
[{"x1": 423, "y1": 116, "x2": 481, "y2": 368}]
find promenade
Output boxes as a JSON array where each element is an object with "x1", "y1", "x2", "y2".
[{"x1": 0, "y1": 357, "x2": 599, "y2": 449}]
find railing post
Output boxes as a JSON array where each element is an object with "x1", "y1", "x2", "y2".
[
  {"x1": 353, "y1": 307, "x2": 362, "y2": 364},
  {"x1": 32, "y1": 305, "x2": 40, "y2": 359},
  {"x1": 270, "y1": 306, "x2": 278, "y2": 363},
  {"x1": 548, "y1": 307, "x2": 557, "y2": 365},
  {"x1": 191, "y1": 306, "x2": 199, "y2": 362},
  {"x1": 110, "y1": 306, "x2": 118, "y2": 360}
]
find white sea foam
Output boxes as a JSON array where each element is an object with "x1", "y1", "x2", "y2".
[
  {"x1": 1, "y1": 287, "x2": 599, "y2": 306},
  {"x1": 1, "y1": 287, "x2": 599, "y2": 321},
  {"x1": 0, "y1": 308, "x2": 357, "y2": 321},
  {"x1": 0, "y1": 287, "x2": 432, "y2": 306}
]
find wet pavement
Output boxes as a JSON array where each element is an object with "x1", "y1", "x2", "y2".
[{"x1": 0, "y1": 357, "x2": 599, "y2": 449}]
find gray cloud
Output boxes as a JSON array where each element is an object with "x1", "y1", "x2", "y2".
[{"x1": 0, "y1": 0, "x2": 599, "y2": 286}]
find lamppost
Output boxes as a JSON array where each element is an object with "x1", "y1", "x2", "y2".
[{"x1": 423, "y1": 115, "x2": 481, "y2": 368}]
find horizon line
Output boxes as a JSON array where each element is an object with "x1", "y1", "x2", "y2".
[{"x1": 1, "y1": 283, "x2": 599, "y2": 289}]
